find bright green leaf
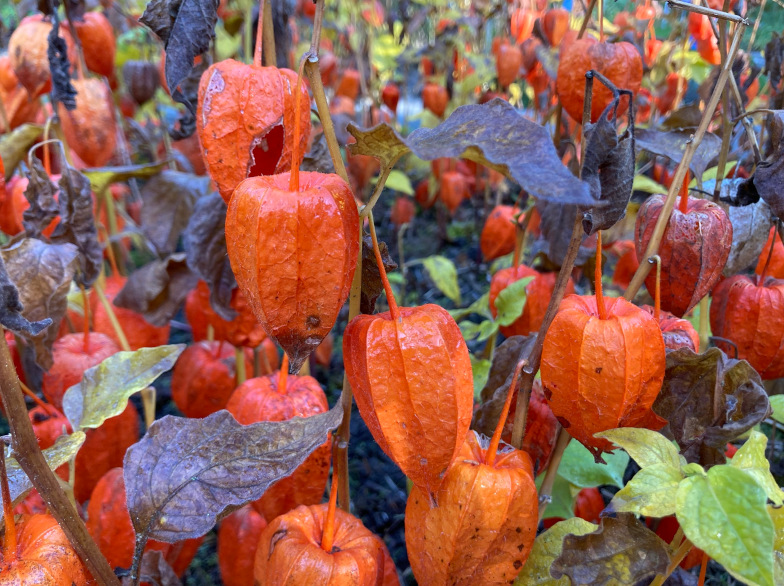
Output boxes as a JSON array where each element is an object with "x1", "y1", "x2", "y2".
[
  {"x1": 730, "y1": 430, "x2": 783, "y2": 506},
  {"x1": 459, "y1": 319, "x2": 498, "y2": 342},
  {"x1": 607, "y1": 462, "x2": 683, "y2": 517},
  {"x1": 62, "y1": 345, "x2": 186, "y2": 430},
  {"x1": 536, "y1": 473, "x2": 576, "y2": 520},
  {"x1": 448, "y1": 292, "x2": 491, "y2": 322},
  {"x1": 682, "y1": 462, "x2": 706, "y2": 477},
  {"x1": 489, "y1": 253, "x2": 514, "y2": 273},
  {"x1": 372, "y1": 169, "x2": 414, "y2": 195},
  {"x1": 770, "y1": 395, "x2": 784, "y2": 424},
  {"x1": 514, "y1": 517, "x2": 598, "y2": 585},
  {"x1": 677, "y1": 466, "x2": 774, "y2": 586},
  {"x1": 558, "y1": 440, "x2": 629, "y2": 489},
  {"x1": 470, "y1": 355, "x2": 492, "y2": 400},
  {"x1": 595, "y1": 428, "x2": 681, "y2": 470},
  {"x1": 494, "y1": 277, "x2": 534, "y2": 327},
  {"x1": 420, "y1": 255, "x2": 461, "y2": 305},
  {"x1": 771, "y1": 506, "x2": 784, "y2": 586},
  {"x1": 632, "y1": 174, "x2": 666, "y2": 195}
]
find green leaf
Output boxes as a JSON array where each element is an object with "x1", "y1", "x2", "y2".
[
  {"x1": 771, "y1": 506, "x2": 784, "y2": 586},
  {"x1": 470, "y1": 355, "x2": 492, "y2": 400},
  {"x1": 770, "y1": 395, "x2": 784, "y2": 425},
  {"x1": 62, "y1": 345, "x2": 186, "y2": 430},
  {"x1": 536, "y1": 473, "x2": 576, "y2": 520},
  {"x1": 494, "y1": 277, "x2": 534, "y2": 327},
  {"x1": 730, "y1": 430, "x2": 783, "y2": 506},
  {"x1": 83, "y1": 162, "x2": 168, "y2": 195},
  {"x1": 459, "y1": 319, "x2": 498, "y2": 342},
  {"x1": 0, "y1": 124, "x2": 43, "y2": 181},
  {"x1": 8, "y1": 432, "x2": 86, "y2": 506},
  {"x1": 558, "y1": 440, "x2": 630, "y2": 489},
  {"x1": 448, "y1": 292, "x2": 491, "y2": 322},
  {"x1": 595, "y1": 428, "x2": 681, "y2": 469},
  {"x1": 632, "y1": 174, "x2": 666, "y2": 195},
  {"x1": 607, "y1": 463, "x2": 683, "y2": 517},
  {"x1": 420, "y1": 255, "x2": 461, "y2": 305},
  {"x1": 372, "y1": 169, "x2": 414, "y2": 195},
  {"x1": 514, "y1": 518, "x2": 598, "y2": 585},
  {"x1": 677, "y1": 466, "x2": 774, "y2": 586}
]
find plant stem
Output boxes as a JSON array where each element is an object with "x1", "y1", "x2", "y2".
[
  {"x1": 310, "y1": 0, "x2": 326, "y2": 55},
  {"x1": 369, "y1": 212, "x2": 400, "y2": 320},
  {"x1": 624, "y1": 23, "x2": 746, "y2": 301},
  {"x1": 650, "y1": 255, "x2": 661, "y2": 322},
  {"x1": 360, "y1": 164, "x2": 395, "y2": 218},
  {"x1": 262, "y1": 0, "x2": 276, "y2": 67},
  {"x1": 236, "y1": 346, "x2": 247, "y2": 386},
  {"x1": 537, "y1": 426, "x2": 571, "y2": 521},
  {"x1": 93, "y1": 280, "x2": 131, "y2": 352},
  {"x1": 279, "y1": 353, "x2": 289, "y2": 392},
  {"x1": 746, "y1": 0, "x2": 766, "y2": 53},
  {"x1": 253, "y1": 0, "x2": 265, "y2": 68},
  {"x1": 577, "y1": 0, "x2": 598, "y2": 40},
  {"x1": 244, "y1": 0, "x2": 253, "y2": 65},
  {"x1": 486, "y1": 360, "x2": 526, "y2": 467},
  {"x1": 80, "y1": 284, "x2": 90, "y2": 354},
  {"x1": 321, "y1": 468, "x2": 339, "y2": 552},
  {"x1": 289, "y1": 56, "x2": 308, "y2": 192},
  {"x1": 650, "y1": 538, "x2": 694, "y2": 586},
  {"x1": 698, "y1": 296, "x2": 710, "y2": 352},
  {"x1": 0, "y1": 334, "x2": 120, "y2": 585},
  {"x1": 698, "y1": 551, "x2": 709, "y2": 586},
  {"x1": 595, "y1": 231, "x2": 607, "y2": 320},
  {"x1": 759, "y1": 222, "x2": 778, "y2": 281},
  {"x1": 0, "y1": 442, "x2": 17, "y2": 562},
  {"x1": 712, "y1": 0, "x2": 732, "y2": 203},
  {"x1": 679, "y1": 175, "x2": 690, "y2": 214},
  {"x1": 140, "y1": 387, "x2": 156, "y2": 429}
]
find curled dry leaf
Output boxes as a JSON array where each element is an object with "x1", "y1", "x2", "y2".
[
  {"x1": 360, "y1": 234, "x2": 398, "y2": 314},
  {"x1": 51, "y1": 167, "x2": 102, "y2": 287},
  {"x1": 124, "y1": 405, "x2": 343, "y2": 543},
  {"x1": 62, "y1": 344, "x2": 185, "y2": 430},
  {"x1": 182, "y1": 191, "x2": 236, "y2": 320},
  {"x1": 550, "y1": 513, "x2": 670, "y2": 585},
  {"x1": 83, "y1": 161, "x2": 169, "y2": 196},
  {"x1": 0, "y1": 124, "x2": 43, "y2": 182},
  {"x1": 141, "y1": 0, "x2": 219, "y2": 138},
  {"x1": 1, "y1": 238, "x2": 79, "y2": 368},
  {"x1": 0, "y1": 253, "x2": 51, "y2": 337},
  {"x1": 7, "y1": 431, "x2": 86, "y2": 506},
  {"x1": 723, "y1": 197, "x2": 772, "y2": 276},
  {"x1": 635, "y1": 128, "x2": 722, "y2": 181},
  {"x1": 346, "y1": 99, "x2": 595, "y2": 206},
  {"x1": 22, "y1": 158, "x2": 59, "y2": 237},
  {"x1": 114, "y1": 254, "x2": 198, "y2": 327},
  {"x1": 745, "y1": 111, "x2": 784, "y2": 221},
  {"x1": 141, "y1": 170, "x2": 210, "y2": 256},
  {"x1": 301, "y1": 133, "x2": 336, "y2": 175},
  {"x1": 654, "y1": 347, "x2": 771, "y2": 468},
  {"x1": 659, "y1": 103, "x2": 702, "y2": 131}
]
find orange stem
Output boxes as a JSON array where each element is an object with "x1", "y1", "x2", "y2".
[
  {"x1": 760, "y1": 226, "x2": 778, "y2": 282},
  {"x1": 253, "y1": 0, "x2": 265, "y2": 68},
  {"x1": 368, "y1": 214, "x2": 400, "y2": 320},
  {"x1": 678, "y1": 175, "x2": 690, "y2": 214},
  {"x1": 595, "y1": 231, "x2": 607, "y2": 320},
  {"x1": 19, "y1": 380, "x2": 49, "y2": 411},
  {"x1": 698, "y1": 552, "x2": 709, "y2": 586},
  {"x1": 80, "y1": 285, "x2": 90, "y2": 355},
  {"x1": 278, "y1": 353, "x2": 289, "y2": 393},
  {"x1": 321, "y1": 469, "x2": 339, "y2": 552},
  {"x1": 0, "y1": 444, "x2": 16, "y2": 562},
  {"x1": 289, "y1": 56, "x2": 308, "y2": 193},
  {"x1": 486, "y1": 359, "x2": 527, "y2": 467}
]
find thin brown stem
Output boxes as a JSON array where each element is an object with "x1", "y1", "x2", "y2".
[
  {"x1": 650, "y1": 538, "x2": 695, "y2": 586},
  {"x1": 262, "y1": 0, "x2": 276, "y2": 67},
  {"x1": 624, "y1": 23, "x2": 746, "y2": 301},
  {"x1": 0, "y1": 334, "x2": 120, "y2": 585},
  {"x1": 93, "y1": 280, "x2": 131, "y2": 352},
  {"x1": 537, "y1": 427, "x2": 571, "y2": 521},
  {"x1": 576, "y1": 0, "x2": 598, "y2": 40},
  {"x1": 649, "y1": 255, "x2": 661, "y2": 322},
  {"x1": 666, "y1": 0, "x2": 749, "y2": 24},
  {"x1": 698, "y1": 551, "x2": 709, "y2": 586},
  {"x1": 310, "y1": 0, "x2": 325, "y2": 55},
  {"x1": 746, "y1": 0, "x2": 767, "y2": 53},
  {"x1": 253, "y1": 0, "x2": 265, "y2": 68},
  {"x1": 236, "y1": 346, "x2": 247, "y2": 386}
]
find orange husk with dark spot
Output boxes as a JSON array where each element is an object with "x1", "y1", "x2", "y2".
[
  {"x1": 226, "y1": 368, "x2": 331, "y2": 520},
  {"x1": 197, "y1": 60, "x2": 311, "y2": 202},
  {"x1": 556, "y1": 37, "x2": 642, "y2": 123},
  {"x1": 635, "y1": 194, "x2": 732, "y2": 317},
  {"x1": 9, "y1": 15, "x2": 76, "y2": 98},
  {"x1": 226, "y1": 172, "x2": 359, "y2": 372},
  {"x1": 710, "y1": 274, "x2": 784, "y2": 380},
  {"x1": 58, "y1": 78, "x2": 118, "y2": 168}
]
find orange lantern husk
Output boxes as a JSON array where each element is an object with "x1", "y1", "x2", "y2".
[
  {"x1": 405, "y1": 360, "x2": 537, "y2": 584},
  {"x1": 541, "y1": 232, "x2": 666, "y2": 457},
  {"x1": 218, "y1": 505, "x2": 268, "y2": 586},
  {"x1": 58, "y1": 78, "x2": 118, "y2": 168}
]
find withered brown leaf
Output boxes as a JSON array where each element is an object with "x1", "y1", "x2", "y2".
[
  {"x1": 120, "y1": 550, "x2": 180, "y2": 586},
  {"x1": 360, "y1": 234, "x2": 397, "y2": 314},
  {"x1": 22, "y1": 159, "x2": 59, "y2": 238},
  {"x1": 1, "y1": 238, "x2": 79, "y2": 368},
  {"x1": 654, "y1": 347, "x2": 771, "y2": 468},
  {"x1": 551, "y1": 514, "x2": 670, "y2": 585},
  {"x1": 114, "y1": 254, "x2": 198, "y2": 327},
  {"x1": 123, "y1": 405, "x2": 343, "y2": 544},
  {"x1": 635, "y1": 128, "x2": 722, "y2": 182}
]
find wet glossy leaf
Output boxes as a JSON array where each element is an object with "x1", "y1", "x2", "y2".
[
  {"x1": 606, "y1": 462, "x2": 683, "y2": 517},
  {"x1": 1, "y1": 238, "x2": 79, "y2": 369},
  {"x1": 83, "y1": 162, "x2": 168, "y2": 196},
  {"x1": 558, "y1": 439, "x2": 629, "y2": 489},
  {"x1": 635, "y1": 128, "x2": 722, "y2": 181},
  {"x1": 494, "y1": 277, "x2": 533, "y2": 326},
  {"x1": 0, "y1": 125, "x2": 43, "y2": 181},
  {"x1": 420, "y1": 255, "x2": 461, "y2": 305},
  {"x1": 677, "y1": 465, "x2": 774, "y2": 586},
  {"x1": 550, "y1": 514, "x2": 670, "y2": 585},
  {"x1": 729, "y1": 430, "x2": 783, "y2": 506},
  {"x1": 62, "y1": 345, "x2": 185, "y2": 430},
  {"x1": 655, "y1": 348, "x2": 771, "y2": 468},
  {"x1": 7, "y1": 432, "x2": 86, "y2": 506},
  {"x1": 360, "y1": 235, "x2": 397, "y2": 314},
  {"x1": 594, "y1": 428, "x2": 681, "y2": 469},
  {"x1": 124, "y1": 405, "x2": 343, "y2": 542},
  {"x1": 114, "y1": 254, "x2": 198, "y2": 327},
  {"x1": 182, "y1": 191, "x2": 235, "y2": 321},
  {"x1": 347, "y1": 100, "x2": 594, "y2": 206},
  {"x1": 141, "y1": 171, "x2": 209, "y2": 255},
  {"x1": 514, "y1": 517, "x2": 598, "y2": 585}
]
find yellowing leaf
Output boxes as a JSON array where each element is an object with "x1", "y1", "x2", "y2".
[
  {"x1": 83, "y1": 161, "x2": 168, "y2": 195},
  {"x1": 632, "y1": 174, "x2": 666, "y2": 195},
  {"x1": 62, "y1": 345, "x2": 185, "y2": 430},
  {"x1": 420, "y1": 255, "x2": 461, "y2": 305},
  {"x1": 677, "y1": 466, "x2": 774, "y2": 586},
  {"x1": 514, "y1": 518, "x2": 597, "y2": 585},
  {"x1": 771, "y1": 506, "x2": 784, "y2": 586},
  {"x1": 607, "y1": 462, "x2": 683, "y2": 517},
  {"x1": 8, "y1": 432, "x2": 86, "y2": 506},
  {"x1": 595, "y1": 428, "x2": 681, "y2": 470},
  {"x1": 730, "y1": 430, "x2": 783, "y2": 506},
  {"x1": 494, "y1": 277, "x2": 534, "y2": 327},
  {"x1": 0, "y1": 124, "x2": 43, "y2": 180},
  {"x1": 372, "y1": 169, "x2": 413, "y2": 195},
  {"x1": 770, "y1": 395, "x2": 784, "y2": 425}
]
